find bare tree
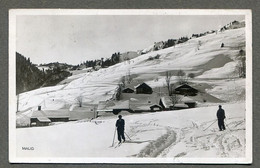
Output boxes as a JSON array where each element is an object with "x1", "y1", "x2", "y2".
[
  {"x1": 76, "y1": 96, "x2": 83, "y2": 107},
  {"x1": 177, "y1": 70, "x2": 187, "y2": 84},
  {"x1": 188, "y1": 73, "x2": 195, "y2": 79},
  {"x1": 126, "y1": 69, "x2": 133, "y2": 84},
  {"x1": 165, "y1": 71, "x2": 173, "y2": 96},
  {"x1": 115, "y1": 84, "x2": 122, "y2": 100},
  {"x1": 120, "y1": 76, "x2": 126, "y2": 88},
  {"x1": 169, "y1": 93, "x2": 181, "y2": 107}
]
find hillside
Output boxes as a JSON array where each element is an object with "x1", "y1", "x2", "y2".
[
  {"x1": 16, "y1": 53, "x2": 72, "y2": 94},
  {"x1": 15, "y1": 25, "x2": 248, "y2": 161},
  {"x1": 16, "y1": 52, "x2": 45, "y2": 94},
  {"x1": 17, "y1": 26, "x2": 245, "y2": 112}
]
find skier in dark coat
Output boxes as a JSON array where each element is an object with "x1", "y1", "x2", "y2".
[
  {"x1": 217, "y1": 105, "x2": 226, "y2": 131},
  {"x1": 116, "y1": 115, "x2": 125, "y2": 143}
]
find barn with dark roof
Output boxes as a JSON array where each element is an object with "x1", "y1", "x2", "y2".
[
  {"x1": 135, "y1": 83, "x2": 153, "y2": 94},
  {"x1": 175, "y1": 84, "x2": 198, "y2": 96},
  {"x1": 122, "y1": 87, "x2": 134, "y2": 93}
]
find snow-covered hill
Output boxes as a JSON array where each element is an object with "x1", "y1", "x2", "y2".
[
  {"x1": 17, "y1": 27, "x2": 245, "y2": 112},
  {"x1": 16, "y1": 103, "x2": 246, "y2": 161},
  {"x1": 15, "y1": 26, "x2": 248, "y2": 161}
]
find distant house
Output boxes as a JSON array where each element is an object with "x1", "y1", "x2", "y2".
[
  {"x1": 122, "y1": 88, "x2": 134, "y2": 93},
  {"x1": 30, "y1": 109, "x2": 69, "y2": 127},
  {"x1": 97, "y1": 100, "x2": 131, "y2": 114},
  {"x1": 69, "y1": 106, "x2": 96, "y2": 121},
  {"x1": 135, "y1": 83, "x2": 153, "y2": 94},
  {"x1": 173, "y1": 104, "x2": 189, "y2": 110},
  {"x1": 150, "y1": 104, "x2": 162, "y2": 112},
  {"x1": 159, "y1": 96, "x2": 173, "y2": 110},
  {"x1": 175, "y1": 84, "x2": 198, "y2": 96},
  {"x1": 182, "y1": 96, "x2": 197, "y2": 108}
]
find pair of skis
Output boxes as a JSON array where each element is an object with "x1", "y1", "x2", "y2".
[
  {"x1": 111, "y1": 127, "x2": 131, "y2": 148},
  {"x1": 114, "y1": 141, "x2": 124, "y2": 148}
]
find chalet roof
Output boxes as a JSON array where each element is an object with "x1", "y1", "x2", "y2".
[
  {"x1": 175, "y1": 84, "x2": 198, "y2": 91},
  {"x1": 160, "y1": 96, "x2": 172, "y2": 108},
  {"x1": 122, "y1": 87, "x2": 134, "y2": 91},
  {"x1": 130, "y1": 104, "x2": 150, "y2": 111},
  {"x1": 174, "y1": 104, "x2": 189, "y2": 108},
  {"x1": 128, "y1": 93, "x2": 160, "y2": 105},
  {"x1": 97, "y1": 100, "x2": 130, "y2": 112},
  {"x1": 135, "y1": 82, "x2": 152, "y2": 89},
  {"x1": 112, "y1": 100, "x2": 130, "y2": 109},
  {"x1": 150, "y1": 104, "x2": 162, "y2": 108},
  {"x1": 181, "y1": 96, "x2": 196, "y2": 103},
  {"x1": 31, "y1": 110, "x2": 70, "y2": 119},
  {"x1": 69, "y1": 111, "x2": 91, "y2": 121},
  {"x1": 37, "y1": 117, "x2": 51, "y2": 122}
]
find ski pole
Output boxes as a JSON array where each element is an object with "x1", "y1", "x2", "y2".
[
  {"x1": 224, "y1": 119, "x2": 231, "y2": 131},
  {"x1": 112, "y1": 127, "x2": 116, "y2": 146},
  {"x1": 203, "y1": 119, "x2": 217, "y2": 131},
  {"x1": 124, "y1": 132, "x2": 131, "y2": 140}
]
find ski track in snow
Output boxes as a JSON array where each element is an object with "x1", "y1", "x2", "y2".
[
  {"x1": 16, "y1": 103, "x2": 246, "y2": 158},
  {"x1": 156, "y1": 117, "x2": 245, "y2": 158},
  {"x1": 124, "y1": 116, "x2": 245, "y2": 158}
]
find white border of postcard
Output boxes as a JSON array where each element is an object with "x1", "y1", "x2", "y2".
[{"x1": 9, "y1": 9, "x2": 252, "y2": 164}]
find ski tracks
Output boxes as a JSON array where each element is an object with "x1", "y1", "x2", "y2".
[
  {"x1": 135, "y1": 117, "x2": 245, "y2": 158},
  {"x1": 113, "y1": 116, "x2": 246, "y2": 158},
  {"x1": 137, "y1": 127, "x2": 177, "y2": 157},
  {"x1": 173, "y1": 118, "x2": 246, "y2": 158}
]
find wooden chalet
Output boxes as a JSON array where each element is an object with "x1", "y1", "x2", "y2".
[
  {"x1": 159, "y1": 96, "x2": 173, "y2": 110},
  {"x1": 122, "y1": 87, "x2": 134, "y2": 93},
  {"x1": 30, "y1": 109, "x2": 69, "y2": 127},
  {"x1": 173, "y1": 104, "x2": 189, "y2": 110},
  {"x1": 150, "y1": 104, "x2": 162, "y2": 112},
  {"x1": 135, "y1": 83, "x2": 153, "y2": 94},
  {"x1": 97, "y1": 100, "x2": 131, "y2": 114},
  {"x1": 175, "y1": 84, "x2": 198, "y2": 96}
]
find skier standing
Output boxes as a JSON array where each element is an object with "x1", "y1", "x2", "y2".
[
  {"x1": 116, "y1": 115, "x2": 125, "y2": 143},
  {"x1": 217, "y1": 105, "x2": 226, "y2": 131}
]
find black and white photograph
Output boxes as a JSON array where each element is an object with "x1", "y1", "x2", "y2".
[{"x1": 9, "y1": 9, "x2": 252, "y2": 163}]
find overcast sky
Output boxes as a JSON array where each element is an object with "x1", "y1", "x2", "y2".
[{"x1": 16, "y1": 15, "x2": 244, "y2": 65}]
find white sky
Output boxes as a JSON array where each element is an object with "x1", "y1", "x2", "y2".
[{"x1": 16, "y1": 15, "x2": 244, "y2": 65}]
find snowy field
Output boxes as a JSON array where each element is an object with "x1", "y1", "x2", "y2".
[{"x1": 16, "y1": 103, "x2": 245, "y2": 160}]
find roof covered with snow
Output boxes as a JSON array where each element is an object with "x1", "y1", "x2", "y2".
[
  {"x1": 174, "y1": 104, "x2": 189, "y2": 108},
  {"x1": 31, "y1": 110, "x2": 70, "y2": 119},
  {"x1": 97, "y1": 100, "x2": 130, "y2": 112}
]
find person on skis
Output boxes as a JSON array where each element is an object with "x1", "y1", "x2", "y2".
[
  {"x1": 217, "y1": 105, "x2": 226, "y2": 131},
  {"x1": 116, "y1": 115, "x2": 125, "y2": 143}
]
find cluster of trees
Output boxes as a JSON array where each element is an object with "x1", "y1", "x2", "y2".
[
  {"x1": 163, "y1": 39, "x2": 177, "y2": 49},
  {"x1": 150, "y1": 36, "x2": 190, "y2": 53},
  {"x1": 79, "y1": 52, "x2": 121, "y2": 70},
  {"x1": 163, "y1": 37, "x2": 189, "y2": 49},
  {"x1": 192, "y1": 30, "x2": 216, "y2": 39},
  {"x1": 16, "y1": 52, "x2": 72, "y2": 94},
  {"x1": 16, "y1": 52, "x2": 45, "y2": 94}
]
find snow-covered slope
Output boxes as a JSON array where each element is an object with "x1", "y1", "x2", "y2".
[
  {"x1": 17, "y1": 27, "x2": 245, "y2": 113},
  {"x1": 17, "y1": 103, "x2": 245, "y2": 160}
]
